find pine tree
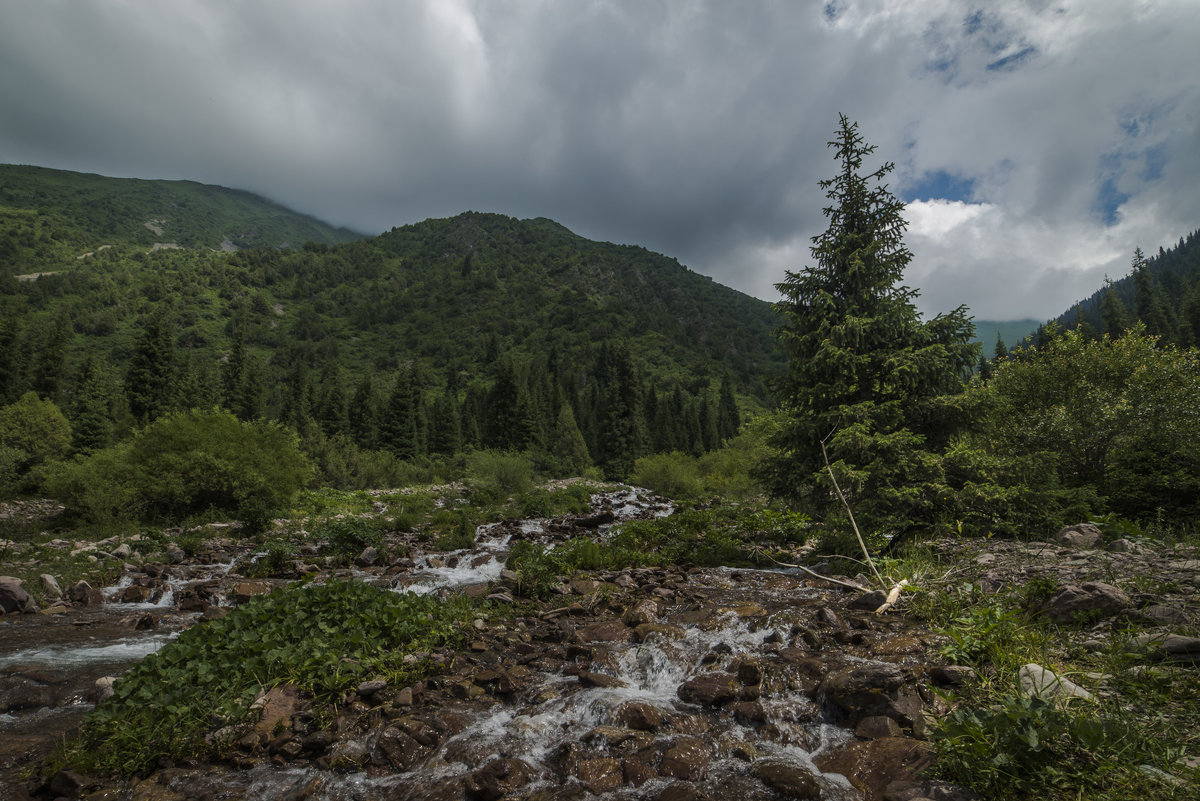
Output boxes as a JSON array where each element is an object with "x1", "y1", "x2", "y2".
[
  {"x1": 1100, "y1": 281, "x2": 1131, "y2": 338},
  {"x1": 716, "y1": 374, "x2": 741, "y2": 443},
  {"x1": 762, "y1": 115, "x2": 977, "y2": 534},
  {"x1": 348, "y1": 371, "x2": 380, "y2": 448},
  {"x1": 548, "y1": 402, "x2": 591, "y2": 475},
  {"x1": 125, "y1": 307, "x2": 178, "y2": 424},
  {"x1": 993, "y1": 334, "x2": 1007, "y2": 362},
  {"x1": 1131, "y1": 247, "x2": 1175, "y2": 343}
]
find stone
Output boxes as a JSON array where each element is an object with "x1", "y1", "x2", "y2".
[
  {"x1": 882, "y1": 779, "x2": 982, "y2": 800},
  {"x1": 376, "y1": 726, "x2": 425, "y2": 770},
  {"x1": 252, "y1": 683, "x2": 303, "y2": 735},
  {"x1": 1018, "y1": 663, "x2": 1093, "y2": 701},
  {"x1": 659, "y1": 736, "x2": 710, "y2": 780},
  {"x1": 1131, "y1": 633, "x2": 1200, "y2": 663},
  {"x1": 95, "y1": 676, "x2": 116, "y2": 704},
  {"x1": 634, "y1": 623, "x2": 685, "y2": 642},
  {"x1": 578, "y1": 671, "x2": 628, "y2": 689},
  {"x1": 465, "y1": 757, "x2": 533, "y2": 800},
  {"x1": 166, "y1": 543, "x2": 187, "y2": 564},
  {"x1": 755, "y1": 760, "x2": 821, "y2": 799},
  {"x1": 847, "y1": 590, "x2": 888, "y2": 611},
  {"x1": 1134, "y1": 605, "x2": 1190, "y2": 626},
  {"x1": 0, "y1": 576, "x2": 35, "y2": 613},
  {"x1": 357, "y1": 679, "x2": 387, "y2": 697},
  {"x1": 1042, "y1": 582, "x2": 1130, "y2": 624},
  {"x1": 622, "y1": 756, "x2": 658, "y2": 787},
  {"x1": 39, "y1": 573, "x2": 63, "y2": 600},
  {"x1": 616, "y1": 700, "x2": 664, "y2": 731},
  {"x1": 929, "y1": 665, "x2": 977, "y2": 687},
  {"x1": 735, "y1": 658, "x2": 764, "y2": 686},
  {"x1": 677, "y1": 672, "x2": 740, "y2": 707},
  {"x1": 855, "y1": 715, "x2": 903, "y2": 739},
  {"x1": 654, "y1": 782, "x2": 709, "y2": 801},
  {"x1": 1055, "y1": 523, "x2": 1102, "y2": 548},
  {"x1": 49, "y1": 770, "x2": 98, "y2": 797},
  {"x1": 623, "y1": 598, "x2": 660, "y2": 626},
  {"x1": 69, "y1": 579, "x2": 104, "y2": 607},
  {"x1": 120, "y1": 584, "x2": 152, "y2": 603},
  {"x1": 113, "y1": 542, "x2": 132, "y2": 559},
  {"x1": 820, "y1": 664, "x2": 924, "y2": 734},
  {"x1": 815, "y1": 737, "x2": 934, "y2": 800},
  {"x1": 231, "y1": 580, "x2": 273, "y2": 604},
  {"x1": 577, "y1": 620, "x2": 631, "y2": 642},
  {"x1": 570, "y1": 578, "x2": 602, "y2": 595},
  {"x1": 355, "y1": 546, "x2": 379, "y2": 567},
  {"x1": 575, "y1": 757, "x2": 623, "y2": 794}
]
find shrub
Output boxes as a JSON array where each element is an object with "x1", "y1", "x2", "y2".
[
  {"x1": 466, "y1": 450, "x2": 533, "y2": 498},
  {"x1": 630, "y1": 451, "x2": 703, "y2": 499},
  {"x1": 316, "y1": 517, "x2": 384, "y2": 563},
  {"x1": 0, "y1": 392, "x2": 71, "y2": 494},
  {"x1": 45, "y1": 409, "x2": 312, "y2": 523}
]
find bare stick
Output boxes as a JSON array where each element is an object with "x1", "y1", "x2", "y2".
[
  {"x1": 754, "y1": 549, "x2": 869, "y2": 591},
  {"x1": 820, "y1": 436, "x2": 885, "y2": 589},
  {"x1": 874, "y1": 579, "x2": 909, "y2": 615}
]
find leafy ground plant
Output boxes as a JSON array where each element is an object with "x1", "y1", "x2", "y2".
[{"x1": 58, "y1": 580, "x2": 476, "y2": 776}]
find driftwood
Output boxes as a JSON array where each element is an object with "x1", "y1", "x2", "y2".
[{"x1": 874, "y1": 579, "x2": 909, "y2": 615}]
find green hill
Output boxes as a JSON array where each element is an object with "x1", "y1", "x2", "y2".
[{"x1": 0, "y1": 164, "x2": 363, "y2": 276}]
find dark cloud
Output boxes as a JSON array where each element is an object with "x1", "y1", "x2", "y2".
[{"x1": 1, "y1": 0, "x2": 1197, "y2": 319}]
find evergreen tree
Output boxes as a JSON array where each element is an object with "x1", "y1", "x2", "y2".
[
  {"x1": 716, "y1": 374, "x2": 741, "y2": 442},
  {"x1": 31, "y1": 311, "x2": 72, "y2": 401},
  {"x1": 125, "y1": 307, "x2": 178, "y2": 424},
  {"x1": 1100, "y1": 281, "x2": 1131, "y2": 338},
  {"x1": 381, "y1": 367, "x2": 421, "y2": 459},
  {"x1": 762, "y1": 115, "x2": 977, "y2": 534},
  {"x1": 993, "y1": 334, "x2": 1007, "y2": 362},
  {"x1": 428, "y1": 391, "x2": 462, "y2": 456},
  {"x1": 595, "y1": 344, "x2": 644, "y2": 478},
  {"x1": 348, "y1": 371, "x2": 380, "y2": 449},
  {"x1": 547, "y1": 402, "x2": 591, "y2": 475},
  {"x1": 484, "y1": 360, "x2": 529, "y2": 451},
  {"x1": 0, "y1": 318, "x2": 26, "y2": 405},
  {"x1": 70, "y1": 353, "x2": 115, "y2": 454},
  {"x1": 1131, "y1": 247, "x2": 1175, "y2": 343}
]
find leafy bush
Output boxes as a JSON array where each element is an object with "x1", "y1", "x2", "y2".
[
  {"x1": 61, "y1": 580, "x2": 473, "y2": 775},
  {"x1": 467, "y1": 450, "x2": 533, "y2": 498},
  {"x1": 631, "y1": 451, "x2": 703, "y2": 499},
  {"x1": 315, "y1": 517, "x2": 384, "y2": 564},
  {"x1": 241, "y1": 539, "x2": 296, "y2": 578},
  {"x1": 0, "y1": 392, "x2": 71, "y2": 494},
  {"x1": 45, "y1": 409, "x2": 312, "y2": 523}
]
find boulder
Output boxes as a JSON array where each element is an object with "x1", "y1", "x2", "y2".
[
  {"x1": 375, "y1": 726, "x2": 425, "y2": 770},
  {"x1": 465, "y1": 757, "x2": 533, "y2": 800},
  {"x1": 815, "y1": 737, "x2": 934, "y2": 800},
  {"x1": 0, "y1": 576, "x2": 35, "y2": 613},
  {"x1": 847, "y1": 590, "x2": 889, "y2": 611},
  {"x1": 577, "y1": 620, "x2": 631, "y2": 643},
  {"x1": 39, "y1": 573, "x2": 63, "y2": 600},
  {"x1": 69, "y1": 579, "x2": 104, "y2": 607},
  {"x1": 231, "y1": 580, "x2": 273, "y2": 605},
  {"x1": 820, "y1": 664, "x2": 924, "y2": 734},
  {"x1": 1041, "y1": 582, "x2": 1129, "y2": 624},
  {"x1": 755, "y1": 760, "x2": 821, "y2": 799},
  {"x1": 576, "y1": 757, "x2": 623, "y2": 794},
  {"x1": 677, "y1": 672, "x2": 740, "y2": 707},
  {"x1": 1055, "y1": 523, "x2": 1102, "y2": 548},
  {"x1": 1018, "y1": 664, "x2": 1092, "y2": 701},
  {"x1": 616, "y1": 700, "x2": 664, "y2": 731},
  {"x1": 659, "y1": 736, "x2": 710, "y2": 781}
]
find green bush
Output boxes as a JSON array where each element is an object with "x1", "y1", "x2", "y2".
[
  {"x1": 45, "y1": 409, "x2": 312, "y2": 523},
  {"x1": 631, "y1": 451, "x2": 703, "y2": 499},
  {"x1": 61, "y1": 580, "x2": 472, "y2": 776},
  {"x1": 316, "y1": 517, "x2": 384, "y2": 563},
  {"x1": 466, "y1": 450, "x2": 533, "y2": 498},
  {"x1": 0, "y1": 391, "x2": 72, "y2": 494}
]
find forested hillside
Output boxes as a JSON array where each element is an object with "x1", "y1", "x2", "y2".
[
  {"x1": 0, "y1": 171, "x2": 781, "y2": 484},
  {"x1": 0, "y1": 164, "x2": 362, "y2": 267}
]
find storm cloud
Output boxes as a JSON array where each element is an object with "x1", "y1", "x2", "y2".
[{"x1": 1, "y1": 0, "x2": 1197, "y2": 319}]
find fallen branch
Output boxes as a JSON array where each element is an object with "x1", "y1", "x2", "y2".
[
  {"x1": 754, "y1": 548, "x2": 869, "y2": 592},
  {"x1": 820, "y1": 436, "x2": 885, "y2": 589},
  {"x1": 874, "y1": 579, "x2": 909, "y2": 615}
]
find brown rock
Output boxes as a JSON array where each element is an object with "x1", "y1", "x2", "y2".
[
  {"x1": 624, "y1": 599, "x2": 660, "y2": 626},
  {"x1": 622, "y1": 756, "x2": 658, "y2": 786},
  {"x1": 576, "y1": 757, "x2": 623, "y2": 794},
  {"x1": 855, "y1": 715, "x2": 903, "y2": 739},
  {"x1": 815, "y1": 737, "x2": 934, "y2": 799},
  {"x1": 231, "y1": 580, "x2": 273, "y2": 604},
  {"x1": 252, "y1": 684, "x2": 303, "y2": 736},
  {"x1": 0, "y1": 576, "x2": 35, "y2": 613},
  {"x1": 465, "y1": 757, "x2": 533, "y2": 800},
  {"x1": 655, "y1": 783, "x2": 710, "y2": 801},
  {"x1": 120, "y1": 584, "x2": 152, "y2": 603},
  {"x1": 659, "y1": 736, "x2": 710, "y2": 780},
  {"x1": 1042, "y1": 582, "x2": 1130, "y2": 624},
  {"x1": 755, "y1": 760, "x2": 821, "y2": 799},
  {"x1": 634, "y1": 623, "x2": 686, "y2": 642},
  {"x1": 847, "y1": 590, "x2": 888, "y2": 611},
  {"x1": 677, "y1": 672, "x2": 739, "y2": 707},
  {"x1": 577, "y1": 620, "x2": 632, "y2": 642},
  {"x1": 578, "y1": 671, "x2": 628, "y2": 689},
  {"x1": 616, "y1": 700, "x2": 664, "y2": 731},
  {"x1": 1056, "y1": 523, "x2": 1102, "y2": 548},
  {"x1": 376, "y1": 726, "x2": 425, "y2": 770},
  {"x1": 820, "y1": 664, "x2": 924, "y2": 734}
]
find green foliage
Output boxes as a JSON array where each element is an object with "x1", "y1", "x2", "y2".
[
  {"x1": 45, "y1": 409, "x2": 312, "y2": 523},
  {"x1": 467, "y1": 450, "x2": 534, "y2": 499},
  {"x1": 241, "y1": 539, "x2": 297, "y2": 578},
  {"x1": 0, "y1": 391, "x2": 71, "y2": 493},
  {"x1": 762, "y1": 116, "x2": 977, "y2": 537},
  {"x1": 631, "y1": 451, "x2": 704, "y2": 499},
  {"x1": 61, "y1": 580, "x2": 472, "y2": 776},
  {"x1": 974, "y1": 325, "x2": 1200, "y2": 521},
  {"x1": 315, "y1": 517, "x2": 384, "y2": 563},
  {"x1": 935, "y1": 602, "x2": 1031, "y2": 667},
  {"x1": 934, "y1": 696, "x2": 1122, "y2": 800}
]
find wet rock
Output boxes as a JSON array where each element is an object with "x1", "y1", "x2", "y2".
[
  {"x1": 1018, "y1": 664, "x2": 1093, "y2": 701},
  {"x1": 577, "y1": 620, "x2": 631, "y2": 642},
  {"x1": 302, "y1": 731, "x2": 334, "y2": 752},
  {"x1": 623, "y1": 599, "x2": 660, "y2": 626},
  {"x1": 576, "y1": 510, "x2": 615, "y2": 528},
  {"x1": 231, "y1": 580, "x2": 273, "y2": 605},
  {"x1": 1042, "y1": 582, "x2": 1130, "y2": 624},
  {"x1": 120, "y1": 584, "x2": 152, "y2": 603},
  {"x1": 375, "y1": 726, "x2": 425, "y2": 770},
  {"x1": 856, "y1": 715, "x2": 904, "y2": 739},
  {"x1": 166, "y1": 543, "x2": 187, "y2": 564},
  {"x1": 578, "y1": 671, "x2": 627, "y2": 689},
  {"x1": 755, "y1": 760, "x2": 821, "y2": 799},
  {"x1": 465, "y1": 757, "x2": 533, "y2": 800},
  {"x1": 929, "y1": 666, "x2": 977, "y2": 688},
  {"x1": 634, "y1": 623, "x2": 685, "y2": 642},
  {"x1": 576, "y1": 757, "x2": 623, "y2": 794},
  {"x1": 677, "y1": 672, "x2": 740, "y2": 707},
  {"x1": 883, "y1": 779, "x2": 981, "y2": 800},
  {"x1": 734, "y1": 657, "x2": 764, "y2": 686},
  {"x1": 820, "y1": 664, "x2": 924, "y2": 735},
  {"x1": 355, "y1": 546, "x2": 379, "y2": 567},
  {"x1": 48, "y1": 770, "x2": 98, "y2": 797},
  {"x1": 847, "y1": 590, "x2": 888, "y2": 611},
  {"x1": 729, "y1": 701, "x2": 768, "y2": 724},
  {"x1": 0, "y1": 576, "x2": 35, "y2": 613},
  {"x1": 1056, "y1": 523, "x2": 1102, "y2": 548},
  {"x1": 616, "y1": 700, "x2": 664, "y2": 731},
  {"x1": 659, "y1": 736, "x2": 710, "y2": 780},
  {"x1": 622, "y1": 756, "x2": 658, "y2": 786},
  {"x1": 655, "y1": 782, "x2": 710, "y2": 801},
  {"x1": 252, "y1": 683, "x2": 303, "y2": 735},
  {"x1": 815, "y1": 737, "x2": 934, "y2": 800},
  {"x1": 39, "y1": 573, "x2": 62, "y2": 600},
  {"x1": 118, "y1": 611, "x2": 157, "y2": 630}
]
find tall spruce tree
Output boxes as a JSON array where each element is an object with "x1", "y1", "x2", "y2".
[{"x1": 762, "y1": 115, "x2": 977, "y2": 535}]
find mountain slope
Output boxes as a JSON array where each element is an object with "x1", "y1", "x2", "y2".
[{"x1": 0, "y1": 164, "x2": 363, "y2": 275}]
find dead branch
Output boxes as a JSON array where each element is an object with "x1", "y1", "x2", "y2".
[
  {"x1": 819, "y1": 436, "x2": 885, "y2": 589},
  {"x1": 873, "y1": 579, "x2": 909, "y2": 615},
  {"x1": 754, "y1": 548, "x2": 869, "y2": 591}
]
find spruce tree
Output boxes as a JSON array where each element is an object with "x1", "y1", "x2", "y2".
[
  {"x1": 125, "y1": 307, "x2": 178, "y2": 424},
  {"x1": 762, "y1": 115, "x2": 976, "y2": 535},
  {"x1": 1100, "y1": 281, "x2": 1131, "y2": 338},
  {"x1": 1131, "y1": 247, "x2": 1175, "y2": 343}
]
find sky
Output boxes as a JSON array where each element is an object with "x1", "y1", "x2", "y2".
[{"x1": 1, "y1": 1, "x2": 1197, "y2": 320}]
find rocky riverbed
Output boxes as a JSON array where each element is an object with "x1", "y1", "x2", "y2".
[{"x1": 2, "y1": 494, "x2": 1198, "y2": 800}]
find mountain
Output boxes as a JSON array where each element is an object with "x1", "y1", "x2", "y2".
[
  {"x1": 0, "y1": 164, "x2": 362, "y2": 275},
  {"x1": 0, "y1": 170, "x2": 783, "y2": 477}
]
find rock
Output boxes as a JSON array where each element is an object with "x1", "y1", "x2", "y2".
[
  {"x1": 883, "y1": 779, "x2": 981, "y2": 800},
  {"x1": 1055, "y1": 523, "x2": 1102, "y2": 548},
  {"x1": 623, "y1": 756, "x2": 658, "y2": 787},
  {"x1": 576, "y1": 510, "x2": 615, "y2": 528},
  {"x1": 231, "y1": 580, "x2": 273, "y2": 604},
  {"x1": 69, "y1": 579, "x2": 104, "y2": 607},
  {"x1": 735, "y1": 658, "x2": 764, "y2": 686},
  {"x1": 729, "y1": 701, "x2": 768, "y2": 724},
  {"x1": 677, "y1": 672, "x2": 740, "y2": 707},
  {"x1": 1130, "y1": 633, "x2": 1200, "y2": 663},
  {"x1": 856, "y1": 715, "x2": 904, "y2": 739},
  {"x1": 1042, "y1": 582, "x2": 1130, "y2": 624},
  {"x1": 1018, "y1": 664, "x2": 1093, "y2": 701},
  {"x1": 577, "y1": 620, "x2": 631, "y2": 642},
  {"x1": 616, "y1": 700, "x2": 664, "y2": 731},
  {"x1": 576, "y1": 757, "x2": 623, "y2": 794},
  {"x1": 1133, "y1": 605, "x2": 1190, "y2": 626},
  {"x1": 0, "y1": 576, "x2": 35, "y2": 613},
  {"x1": 375, "y1": 726, "x2": 425, "y2": 770},
  {"x1": 166, "y1": 543, "x2": 187, "y2": 564},
  {"x1": 634, "y1": 623, "x2": 685, "y2": 642},
  {"x1": 623, "y1": 599, "x2": 660, "y2": 626},
  {"x1": 659, "y1": 736, "x2": 710, "y2": 780},
  {"x1": 847, "y1": 590, "x2": 888, "y2": 611},
  {"x1": 578, "y1": 671, "x2": 628, "y2": 689},
  {"x1": 39, "y1": 573, "x2": 63, "y2": 600},
  {"x1": 929, "y1": 665, "x2": 977, "y2": 688},
  {"x1": 113, "y1": 542, "x2": 132, "y2": 559},
  {"x1": 820, "y1": 664, "x2": 924, "y2": 734},
  {"x1": 465, "y1": 757, "x2": 533, "y2": 800},
  {"x1": 355, "y1": 546, "x2": 379, "y2": 567},
  {"x1": 815, "y1": 737, "x2": 934, "y2": 800},
  {"x1": 570, "y1": 578, "x2": 602, "y2": 595},
  {"x1": 95, "y1": 676, "x2": 116, "y2": 704},
  {"x1": 357, "y1": 679, "x2": 387, "y2": 697},
  {"x1": 120, "y1": 584, "x2": 152, "y2": 603},
  {"x1": 48, "y1": 770, "x2": 98, "y2": 797},
  {"x1": 654, "y1": 783, "x2": 709, "y2": 801},
  {"x1": 755, "y1": 760, "x2": 821, "y2": 799},
  {"x1": 252, "y1": 683, "x2": 303, "y2": 735}
]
